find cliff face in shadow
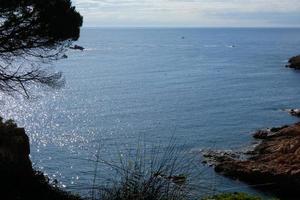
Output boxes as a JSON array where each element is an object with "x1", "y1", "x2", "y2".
[
  {"x1": 0, "y1": 118, "x2": 82, "y2": 200},
  {"x1": 0, "y1": 119, "x2": 32, "y2": 177}
]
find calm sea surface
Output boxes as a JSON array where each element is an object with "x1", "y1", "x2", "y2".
[{"x1": 1, "y1": 28, "x2": 300, "y2": 198}]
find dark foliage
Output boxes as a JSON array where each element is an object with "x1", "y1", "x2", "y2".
[
  {"x1": 0, "y1": 0, "x2": 83, "y2": 97},
  {"x1": 202, "y1": 192, "x2": 264, "y2": 200},
  {"x1": 0, "y1": 169, "x2": 83, "y2": 200}
]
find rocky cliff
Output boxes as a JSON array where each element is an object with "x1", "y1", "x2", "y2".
[
  {"x1": 0, "y1": 118, "x2": 81, "y2": 200},
  {"x1": 0, "y1": 118, "x2": 32, "y2": 177}
]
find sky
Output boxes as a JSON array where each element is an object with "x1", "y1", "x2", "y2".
[{"x1": 72, "y1": 0, "x2": 300, "y2": 27}]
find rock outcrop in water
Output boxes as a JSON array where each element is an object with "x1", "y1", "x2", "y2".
[
  {"x1": 286, "y1": 108, "x2": 300, "y2": 117},
  {"x1": 286, "y1": 55, "x2": 300, "y2": 69},
  {"x1": 70, "y1": 44, "x2": 84, "y2": 51},
  {"x1": 0, "y1": 118, "x2": 81, "y2": 200},
  {"x1": 203, "y1": 122, "x2": 300, "y2": 196}
]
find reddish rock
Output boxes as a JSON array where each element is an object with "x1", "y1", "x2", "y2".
[{"x1": 204, "y1": 122, "x2": 300, "y2": 196}]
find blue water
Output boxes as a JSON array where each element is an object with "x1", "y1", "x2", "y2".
[{"x1": 1, "y1": 28, "x2": 300, "y2": 198}]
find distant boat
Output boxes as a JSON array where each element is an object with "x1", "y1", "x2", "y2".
[{"x1": 181, "y1": 36, "x2": 185, "y2": 39}]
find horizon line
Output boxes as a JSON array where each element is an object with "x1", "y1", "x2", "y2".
[{"x1": 82, "y1": 25, "x2": 300, "y2": 29}]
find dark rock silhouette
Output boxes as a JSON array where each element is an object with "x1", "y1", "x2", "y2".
[
  {"x1": 287, "y1": 108, "x2": 300, "y2": 117},
  {"x1": 0, "y1": 118, "x2": 81, "y2": 200},
  {"x1": 286, "y1": 55, "x2": 300, "y2": 69},
  {"x1": 70, "y1": 45, "x2": 85, "y2": 51},
  {"x1": 0, "y1": 119, "x2": 32, "y2": 176}
]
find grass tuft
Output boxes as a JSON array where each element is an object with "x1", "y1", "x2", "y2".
[
  {"x1": 96, "y1": 141, "x2": 201, "y2": 200},
  {"x1": 201, "y1": 192, "x2": 277, "y2": 200}
]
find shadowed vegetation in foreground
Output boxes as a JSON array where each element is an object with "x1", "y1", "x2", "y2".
[
  {"x1": 95, "y1": 143, "x2": 200, "y2": 200},
  {"x1": 90, "y1": 141, "x2": 277, "y2": 200},
  {"x1": 89, "y1": 139, "x2": 259, "y2": 200},
  {"x1": 1, "y1": 170, "x2": 82, "y2": 200},
  {"x1": 202, "y1": 192, "x2": 278, "y2": 200}
]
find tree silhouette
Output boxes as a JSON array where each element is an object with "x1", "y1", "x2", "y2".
[{"x1": 0, "y1": 0, "x2": 83, "y2": 97}]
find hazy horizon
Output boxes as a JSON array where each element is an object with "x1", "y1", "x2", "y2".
[{"x1": 73, "y1": 0, "x2": 300, "y2": 28}]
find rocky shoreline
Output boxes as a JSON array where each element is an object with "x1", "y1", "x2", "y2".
[{"x1": 203, "y1": 120, "x2": 300, "y2": 197}]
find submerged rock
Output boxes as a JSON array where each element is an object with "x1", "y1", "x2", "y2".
[
  {"x1": 287, "y1": 108, "x2": 300, "y2": 117},
  {"x1": 286, "y1": 55, "x2": 300, "y2": 69},
  {"x1": 70, "y1": 44, "x2": 84, "y2": 51},
  {"x1": 203, "y1": 122, "x2": 300, "y2": 196}
]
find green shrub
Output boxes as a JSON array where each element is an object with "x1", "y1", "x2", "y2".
[{"x1": 202, "y1": 192, "x2": 269, "y2": 200}]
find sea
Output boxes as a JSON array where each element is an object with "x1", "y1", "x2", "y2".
[{"x1": 1, "y1": 28, "x2": 300, "y2": 198}]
